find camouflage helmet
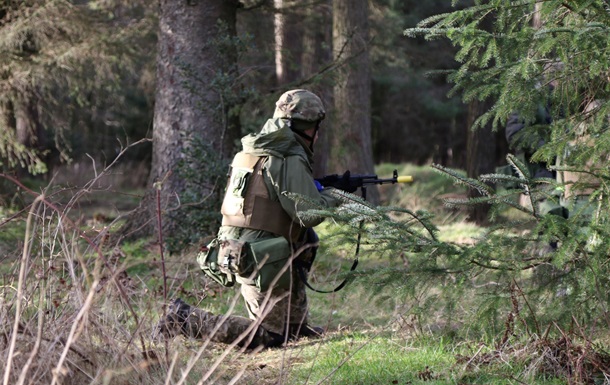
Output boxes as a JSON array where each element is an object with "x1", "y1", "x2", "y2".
[{"x1": 273, "y1": 89, "x2": 325, "y2": 122}]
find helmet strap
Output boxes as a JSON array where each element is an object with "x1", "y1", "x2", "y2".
[{"x1": 291, "y1": 119, "x2": 320, "y2": 152}]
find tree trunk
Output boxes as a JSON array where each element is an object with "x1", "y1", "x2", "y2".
[
  {"x1": 117, "y1": 0, "x2": 240, "y2": 244},
  {"x1": 0, "y1": 88, "x2": 48, "y2": 177},
  {"x1": 273, "y1": 0, "x2": 303, "y2": 86},
  {"x1": 331, "y1": 0, "x2": 378, "y2": 203},
  {"x1": 272, "y1": 0, "x2": 333, "y2": 177},
  {"x1": 464, "y1": 9, "x2": 497, "y2": 225},
  {"x1": 14, "y1": 93, "x2": 46, "y2": 176},
  {"x1": 302, "y1": 1, "x2": 332, "y2": 177},
  {"x1": 466, "y1": 100, "x2": 496, "y2": 225}
]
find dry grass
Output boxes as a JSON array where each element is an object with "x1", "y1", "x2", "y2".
[
  {"x1": 456, "y1": 334, "x2": 610, "y2": 384},
  {"x1": 0, "y1": 157, "x2": 351, "y2": 384},
  {"x1": 3, "y1": 159, "x2": 610, "y2": 385},
  {"x1": 0, "y1": 186, "x2": 261, "y2": 384}
]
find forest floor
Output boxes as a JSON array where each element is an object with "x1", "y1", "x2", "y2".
[{"x1": 1, "y1": 162, "x2": 608, "y2": 384}]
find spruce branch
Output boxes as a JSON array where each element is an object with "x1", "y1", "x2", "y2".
[{"x1": 432, "y1": 163, "x2": 494, "y2": 196}]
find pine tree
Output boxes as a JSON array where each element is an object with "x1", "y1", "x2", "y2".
[
  {"x1": 401, "y1": 0, "x2": 610, "y2": 331},
  {"x1": 309, "y1": 1, "x2": 610, "y2": 337},
  {"x1": 0, "y1": 1, "x2": 156, "y2": 175}
]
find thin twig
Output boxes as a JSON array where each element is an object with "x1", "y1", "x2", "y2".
[
  {"x1": 154, "y1": 172, "x2": 171, "y2": 364},
  {"x1": 51, "y1": 277, "x2": 100, "y2": 385},
  {"x1": 4, "y1": 195, "x2": 43, "y2": 385},
  {"x1": 513, "y1": 279, "x2": 541, "y2": 336},
  {"x1": 0, "y1": 141, "x2": 151, "y2": 359},
  {"x1": 16, "y1": 240, "x2": 47, "y2": 385},
  {"x1": 155, "y1": 176, "x2": 169, "y2": 303}
]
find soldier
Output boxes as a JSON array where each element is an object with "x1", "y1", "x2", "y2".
[
  {"x1": 556, "y1": 98, "x2": 607, "y2": 250},
  {"x1": 154, "y1": 89, "x2": 342, "y2": 349},
  {"x1": 504, "y1": 62, "x2": 560, "y2": 184},
  {"x1": 503, "y1": 85, "x2": 566, "y2": 218},
  {"x1": 500, "y1": 67, "x2": 566, "y2": 260}
]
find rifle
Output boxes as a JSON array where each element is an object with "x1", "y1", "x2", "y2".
[
  {"x1": 315, "y1": 169, "x2": 413, "y2": 199},
  {"x1": 302, "y1": 169, "x2": 413, "y2": 294}
]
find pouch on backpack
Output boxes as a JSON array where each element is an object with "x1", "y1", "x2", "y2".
[
  {"x1": 217, "y1": 239, "x2": 253, "y2": 275},
  {"x1": 197, "y1": 239, "x2": 235, "y2": 287},
  {"x1": 246, "y1": 237, "x2": 292, "y2": 292}
]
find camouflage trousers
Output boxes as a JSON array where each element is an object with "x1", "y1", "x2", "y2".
[
  {"x1": 162, "y1": 266, "x2": 311, "y2": 349},
  {"x1": 155, "y1": 298, "x2": 282, "y2": 349},
  {"x1": 237, "y1": 266, "x2": 309, "y2": 336},
  {"x1": 181, "y1": 306, "x2": 280, "y2": 349}
]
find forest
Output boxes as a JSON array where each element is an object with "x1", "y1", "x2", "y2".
[{"x1": 1, "y1": 1, "x2": 610, "y2": 384}]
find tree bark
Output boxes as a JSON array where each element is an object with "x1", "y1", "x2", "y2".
[
  {"x1": 302, "y1": 1, "x2": 333, "y2": 177},
  {"x1": 14, "y1": 92, "x2": 46, "y2": 176},
  {"x1": 331, "y1": 0, "x2": 378, "y2": 203},
  {"x1": 466, "y1": 100, "x2": 496, "y2": 225},
  {"x1": 117, "y1": 0, "x2": 240, "y2": 244},
  {"x1": 464, "y1": 9, "x2": 497, "y2": 225},
  {"x1": 273, "y1": 0, "x2": 303, "y2": 86}
]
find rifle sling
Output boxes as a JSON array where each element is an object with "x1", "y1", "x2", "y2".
[
  {"x1": 296, "y1": 219, "x2": 363, "y2": 294},
  {"x1": 296, "y1": 257, "x2": 358, "y2": 293}
]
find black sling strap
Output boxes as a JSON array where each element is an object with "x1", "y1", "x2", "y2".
[
  {"x1": 296, "y1": 249, "x2": 359, "y2": 293},
  {"x1": 296, "y1": 186, "x2": 370, "y2": 293}
]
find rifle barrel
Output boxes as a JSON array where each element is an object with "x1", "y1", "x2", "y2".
[
  {"x1": 314, "y1": 170, "x2": 414, "y2": 189},
  {"x1": 397, "y1": 176, "x2": 414, "y2": 183},
  {"x1": 363, "y1": 175, "x2": 413, "y2": 185}
]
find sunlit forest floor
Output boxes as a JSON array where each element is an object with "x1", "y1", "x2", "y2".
[{"x1": 1, "y1": 162, "x2": 607, "y2": 384}]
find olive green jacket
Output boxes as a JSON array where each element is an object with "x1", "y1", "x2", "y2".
[{"x1": 218, "y1": 118, "x2": 339, "y2": 242}]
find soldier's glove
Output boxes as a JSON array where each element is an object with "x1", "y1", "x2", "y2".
[
  {"x1": 313, "y1": 179, "x2": 324, "y2": 192},
  {"x1": 334, "y1": 170, "x2": 358, "y2": 193}
]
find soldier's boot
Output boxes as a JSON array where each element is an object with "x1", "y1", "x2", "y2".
[
  {"x1": 288, "y1": 323, "x2": 324, "y2": 340},
  {"x1": 154, "y1": 298, "x2": 283, "y2": 349},
  {"x1": 152, "y1": 298, "x2": 191, "y2": 339}
]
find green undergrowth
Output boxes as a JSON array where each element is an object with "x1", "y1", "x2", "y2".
[
  {"x1": 2, "y1": 162, "x2": 607, "y2": 384},
  {"x1": 286, "y1": 333, "x2": 455, "y2": 384},
  {"x1": 281, "y1": 333, "x2": 566, "y2": 385},
  {"x1": 143, "y1": 331, "x2": 569, "y2": 385}
]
